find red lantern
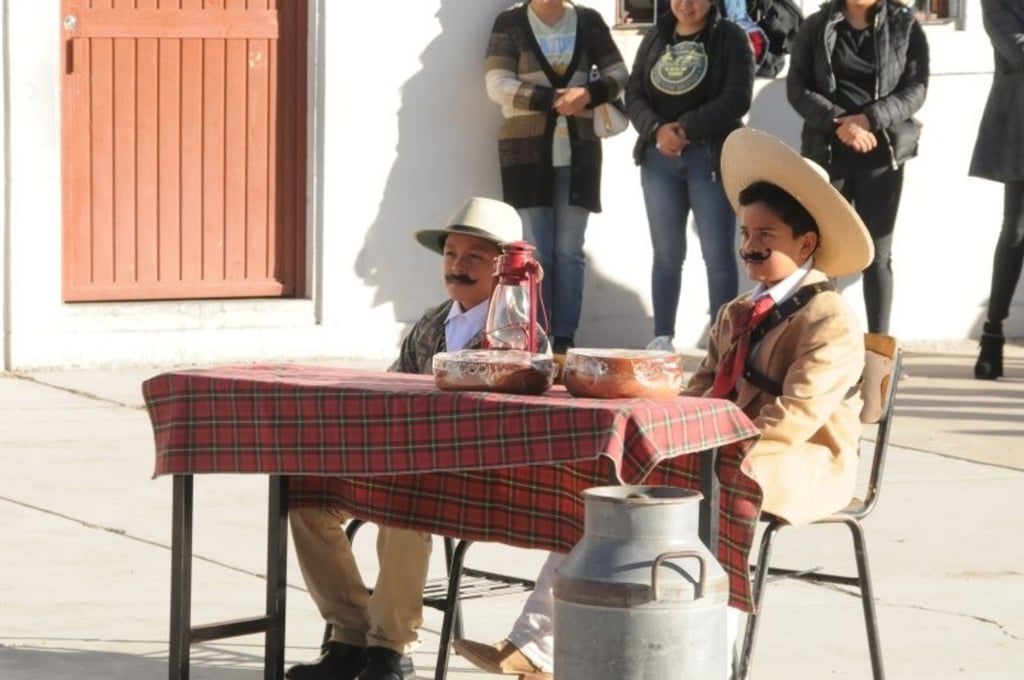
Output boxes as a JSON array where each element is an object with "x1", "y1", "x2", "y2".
[{"x1": 484, "y1": 240, "x2": 547, "y2": 353}]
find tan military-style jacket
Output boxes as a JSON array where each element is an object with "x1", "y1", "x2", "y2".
[{"x1": 684, "y1": 270, "x2": 865, "y2": 526}]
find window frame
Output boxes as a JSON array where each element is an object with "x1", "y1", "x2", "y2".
[
  {"x1": 614, "y1": 0, "x2": 670, "y2": 28},
  {"x1": 613, "y1": 0, "x2": 966, "y2": 30},
  {"x1": 912, "y1": 0, "x2": 964, "y2": 27}
]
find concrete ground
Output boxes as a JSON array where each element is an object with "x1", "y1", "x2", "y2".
[{"x1": 0, "y1": 340, "x2": 1022, "y2": 679}]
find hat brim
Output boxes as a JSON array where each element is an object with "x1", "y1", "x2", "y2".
[
  {"x1": 721, "y1": 128, "x2": 874, "y2": 278},
  {"x1": 414, "y1": 225, "x2": 506, "y2": 255},
  {"x1": 413, "y1": 197, "x2": 522, "y2": 255}
]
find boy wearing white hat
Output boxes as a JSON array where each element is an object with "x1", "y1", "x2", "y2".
[{"x1": 288, "y1": 197, "x2": 522, "y2": 680}]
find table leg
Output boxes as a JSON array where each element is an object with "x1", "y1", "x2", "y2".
[
  {"x1": 169, "y1": 475, "x2": 194, "y2": 680},
  {"x1": 167, "y1": 475, "x2": 289, "y2": 680},
  {"x1": 264, "y1": 476, "x2": 289, "y2": 680},
  {"x1": 699, "y1": 447, "x2": 720, "y2": 554}
]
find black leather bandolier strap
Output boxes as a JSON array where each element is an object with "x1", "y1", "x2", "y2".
[{"x1": 742, "y1": 281, "x2": 835, "y2": 397}]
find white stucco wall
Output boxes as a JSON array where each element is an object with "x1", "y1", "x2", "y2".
[
  {"x1": 0, "y1": 0, "x2": 1016, "y2": 369},
  {"x1": 0, "y1": 0, "x2": 8, "y2": 368}
]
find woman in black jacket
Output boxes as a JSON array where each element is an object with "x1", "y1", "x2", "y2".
[
  {"x1": 625, "y1": 0, "x2": 754, "y2": 352},
  {"x1": 969, "y1": 0, "x2": 1024, "y2": 380},
  {"x1": 787, "y1": 0, "x2": 929, "y2": 335}
]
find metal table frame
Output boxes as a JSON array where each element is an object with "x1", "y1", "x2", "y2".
[
  {"x1": 166, "y1": 450, "x2": 720, "y2": 680},
  {"x1": 169, "y1": 475, "x2": 289, "y2": 680}
]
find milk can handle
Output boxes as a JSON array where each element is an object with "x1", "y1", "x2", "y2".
[{"x1": 651, "y1": 550, "x2": 707, "y2": 601}]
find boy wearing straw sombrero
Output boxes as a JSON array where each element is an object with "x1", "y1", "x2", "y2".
[
  {"x1": 684, "y1": 126, "x2": 873, "y2": 527},
  {"x1": 454, "y1": 129, "x2": 875, "y2": 678}
]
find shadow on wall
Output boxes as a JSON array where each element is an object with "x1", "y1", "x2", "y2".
[
  {"x1": 576, "y1": 254, "x2": 651, "y2": 350},
  {"x1": 746, "y1": 75, "x2": 801, "y2": 148},
  {"x1": 352, "y1": 0, "x2": 510, "y2": 325},
  {"x1": 353, "y1": 0, "x2": 651, "y2": 350}
]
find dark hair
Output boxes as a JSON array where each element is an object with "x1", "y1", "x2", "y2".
[{"x1": 738, "y1": 181, "x2": 819, "y2": 238}]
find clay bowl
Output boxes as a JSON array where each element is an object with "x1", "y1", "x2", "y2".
[
  {"x1": 433, "y1": 349, "x2": 554, "y2": 395},
  {"x1": 561, "y1": 348, "x2": 684, "y2": 399}
]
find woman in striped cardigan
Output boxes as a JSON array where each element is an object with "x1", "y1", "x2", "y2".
[{"x1": 485, "y1": 0, "x2": 628, "y2": 356}]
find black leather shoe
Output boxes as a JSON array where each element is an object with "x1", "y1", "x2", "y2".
[
  {"x1": 286, "y1": 641, "x2": 366, "y2": 680},
  {"x1": 355, "y1": 646, "x2": 416, "y2": 680}
]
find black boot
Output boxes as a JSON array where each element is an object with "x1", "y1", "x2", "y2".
[
  {"x1": 974, "y1": 321, "x2": 1004, "y2": 380},
  {"x1": 356, "y1": 646, "x2": 416, "y2": 680},
  {"x1": 286, "y1": 641, "x2": 366, "y2": 680}
]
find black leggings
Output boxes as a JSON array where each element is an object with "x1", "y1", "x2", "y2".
[
  {"x1": 833, "y1": 165, "x2": 905, "y2": 334},
  {"x1": 986, "y1": 181, "x2": 1024, "y2": 324}
]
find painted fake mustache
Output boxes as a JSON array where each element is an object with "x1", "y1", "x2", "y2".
[
  {"x1": 445, "y1": 273, "x2": 478, "y2": 285},
  {"x1": 740, "y1": 250, "x2": 771, "y2": 262}
]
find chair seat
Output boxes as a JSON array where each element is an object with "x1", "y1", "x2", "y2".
[
  {"x1": 761, "y1": 495, "x2": 869, "y2": 527},
  {"x1": 837, "y1": 497, "x2": 868, "y2": 518},
  {"x1": 422, "y1": 566, "x2": 535, "y2": 611}
]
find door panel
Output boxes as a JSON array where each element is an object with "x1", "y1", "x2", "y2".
[{"x1": 61, "y1": 0, "x2": 307, "y2": 301}]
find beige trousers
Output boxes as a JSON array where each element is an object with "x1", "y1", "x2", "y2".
[{"x1": 289, "y1": 507, "x2": 432, "y2": 655}]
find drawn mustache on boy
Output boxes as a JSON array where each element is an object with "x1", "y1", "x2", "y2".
[
  {"x1": 740, "y1": 249, "x2": 771, "y2": 262},
  {"x1": 445, "y1": 273, "x2": 478, "y2": 285}
]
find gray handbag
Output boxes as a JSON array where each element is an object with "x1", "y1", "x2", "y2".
[{"x1": 593, "y1": 98, "x2": 628, "y2": 138}]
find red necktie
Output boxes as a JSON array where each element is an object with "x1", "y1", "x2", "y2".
[{"x1": 710, "y1": 295, "x2": 776, "y2": 398}]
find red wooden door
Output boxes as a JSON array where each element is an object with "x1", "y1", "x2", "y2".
[{"x1": 61, "y1": 0, "x2": 306, "y2": 302}]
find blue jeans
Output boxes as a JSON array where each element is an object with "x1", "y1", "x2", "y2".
[
  {"x1": 640, "y1": 143, "x2": 738, "y2": 336},
  {"x1": 518, "y1": 166, "x2": 590, "y2": 340},
  {"x1": 722, "y1": 0, "x2": 748, "y2": 19}
]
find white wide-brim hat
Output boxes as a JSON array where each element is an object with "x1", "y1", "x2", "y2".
[
  {"x1": 414, "y1": 196, "x2": 522, "y2": 255},
  {"x1": 721, "y1": 128, "x2": 874, "y2": 278}
]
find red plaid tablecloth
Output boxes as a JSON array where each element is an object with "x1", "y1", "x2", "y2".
[{"x1": 143, "y1": 364, "x2": 764, "y2": 610}]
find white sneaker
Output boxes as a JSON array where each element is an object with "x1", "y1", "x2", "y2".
[{"x1": 646, "y1": 335, "x2": 676, "y2": 353}]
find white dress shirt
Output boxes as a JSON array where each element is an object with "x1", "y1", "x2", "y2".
[{"x1": 444, "y1": 299, "x2": 489, "y2": 352}]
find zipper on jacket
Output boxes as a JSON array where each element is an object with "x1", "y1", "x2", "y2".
[
  {"x1": 824, "y1": 13, "x2": 839, "y2": 167},
  {"x1": 873, "y1": 7, "x2": 899, "y2": 171}
]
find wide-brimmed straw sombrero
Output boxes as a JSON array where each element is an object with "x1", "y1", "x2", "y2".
[
  {"x1": 414, "y1": 196, "x2": 522, "y2": 255},
  {"x1": 721, "y1": 128, "x2": 874, "y2": 278}
]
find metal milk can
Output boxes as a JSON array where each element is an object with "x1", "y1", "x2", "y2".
[{"x1": 553, "y1": 486, "x2": 729, "y2": 679}]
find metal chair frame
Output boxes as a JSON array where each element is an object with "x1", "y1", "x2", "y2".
[
  {"x1": 321, "y1": 520, "x2": 535, "y2": 680},
  {"x1": 735, "y1": 339, "x2": 903, "y2": 680}
]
